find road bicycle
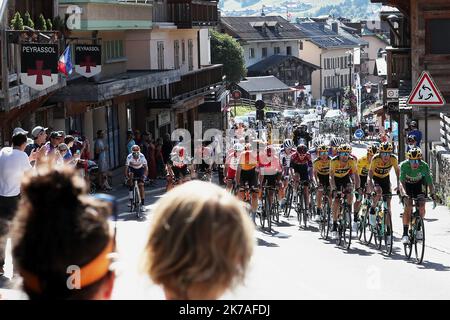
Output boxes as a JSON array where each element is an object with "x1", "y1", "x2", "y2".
[
  {"x1": 318, "y1": 186, "x2": 332, "y2": 240},
  {"x1": 334, "y1": 187, "x2": 353, "y2": 249},
  {"x1": 130, "y1": 177, "x2": 143, "y2": 220},
  {"x1": 295, "y1": 180, "x2": 310, "y2": 228},
  {"x1": 366, "y1": 193, "x2": 394, "y2": 256}
]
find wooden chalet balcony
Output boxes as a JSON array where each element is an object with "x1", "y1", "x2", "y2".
[
  {"x1": 387, "y1": 47, "x2": 411, "y2": 88},
  {"x1": 149, "y1": 64, "x2": 223, "y2": 103},
  {"x1": 167, "y1": 0, "x2": 218, "y2": 28}
]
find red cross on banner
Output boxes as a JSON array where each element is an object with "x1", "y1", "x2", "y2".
[
  {"x1": 80, "y1": 55, "x2": 96, "y2": 73},
  {"x1": 27, "y1": 60, "x2": 51, "y2": 85}
]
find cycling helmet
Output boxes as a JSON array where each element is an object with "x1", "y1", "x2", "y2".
[
  {"x1": 330, "y1": 136, "x2": 340, "y2": 147},
  {"x1": 410, "y1": 120, "x2": 417, "y2": 128},
  {"x1": 407, "y1": 147, "x2": 422, "y2": 160},
  {"x1": 367, "y1": 144, "x2": 378, "y2": 156},
  {"x1": 317, "y1": 144, "x2": 329, "y2": 153},
  {"x1": 233, "y1": 143, "x2": 243, "y2": 152},
  {"x1": 313, "y1": 138, "x2": 323, "y2": 148},
  {"x1": 379, "y1": 142, "x2": 393, "y2": 153},
  {"x1": 283, "y1": 139, "x2": 295, "y2": 149},
  {"x1": 338, "y1": 144, "x2": 352, "y2": 153},
  {"x1": 407, "y1": 135, "x2": 416, "y2": 143},
  {"x1": 297, "y1": 144, "x2": 308, "y2": 154}
]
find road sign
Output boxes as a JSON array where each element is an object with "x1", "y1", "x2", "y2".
[
  {"x1": 255, "y1": 100, "x2": 265, "y2": 110},
  {"x1": 387, "y1": 88, "x2": 399, "y2": 100},
  {"x1": 232, "y1": 90, "x2": 241, "y2": 100},
  {"x1": 354, "y1": 128, "x2": 365, "y2": 139},
  {"x1": 407, "y1": 71, "x2": 446, "y2": 106}
]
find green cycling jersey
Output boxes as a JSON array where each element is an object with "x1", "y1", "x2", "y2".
[{"x1": 399, "y1": 160, "x2": 432, "y2": 185}]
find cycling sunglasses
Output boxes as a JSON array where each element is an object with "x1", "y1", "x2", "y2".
[
  {"x1": 319, "y1": 151, "x2": 328, "y2": 156},
  {"x1": 409, "y1": 159, "x2": 420, "y2": 165},
  {"x1": 339, "y1": 152, "x2": 350, "y2": 157},
  {"x1": 381, "y1": 152, "x2": 391, "y2": 157}
]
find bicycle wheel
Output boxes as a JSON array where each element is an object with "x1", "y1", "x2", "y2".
[
  {"x1": 267, "y1": 198, "x2": 272, "y2": 232},
  {"x1": 321, "y1": 201, "x2": 330, "y2": 239},
  {"x1": 260, "y1": 192, "x2": 269, "y2": 229},
  {"x1": 309, "y1": 189, "x2": 316, "y2": 221},
  {"x1": 284, "y1": 185, "x2": 293, "y2": 217},
  {"x1": 302, "y1": 194, "x2": 308, "y2": 228},
  {"x1": 134, "y1": 192, "x2": 141, "y2": 219},
  {"x1": 296, "y1": 192, "x2": 302, "y2": 226},
  {"x1": 413, "y1": 217, "x2": 425, "y2": 264},
  {"x1": 273, "y1": 194, "x2": 280, "y2": 223},
  {"x1": 362, "y1": 206, "x2": 373, "y2": 244},
  {"x1": 383, "y1": 213, "x2": 393, "y2": 256},
  {"x1": 341, "y1": 204, "x2": 352, "y2": 249},
  {"x1": 374, "y1": 221, "x2": 382, "y2": 250}
]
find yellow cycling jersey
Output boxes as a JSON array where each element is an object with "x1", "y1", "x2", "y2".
[
  {"x1": 369, "y1": 154, "x2": 398, "y2": 178},
  {"x1": 357, "y1": 156, "x2": 371, "y2": 176},
  {"x1": 313, "y1": 157, "x2": 331, "y2": 176},
  {"x1": 330, "y1": 156, "x2": 357, "y2": 178}
]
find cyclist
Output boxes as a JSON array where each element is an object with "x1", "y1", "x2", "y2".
[
  {"x1": 406, "y1": 134, "x2": 418, "y2": 152},
  {"x1": 279, "y1": 139, "x2": 296, "y2": 209},
  {"x1": 367, "y1": 141, "x2": 400, "y2": 215},
  {"x1": 166, "y1": 144, "x2": 192, "y2": 191},
  {"x1": 258, "y1": 145, "x2": 282, "y2": 213},
  {"x1": 313, "y1": 144, "x2": 331, "y2": 222},
  {"x1": 194, "y1": 140, "x2": 212, "y2": 181},
  {"x1": 399, "y1": 148, "x2": 435, "y2": 244},
  {"x1": 309, "y1": 138, "x2": 324, "y2": 161},
  {"x1": 293, "y1": 124, "x2": 313, "y2": 147},
  {"x1": 236, "y1": 143, "x2": 259, "y2": 223},
  {"x1": 290, "y1": 144, "x2": 313, "y2": 214},
  {"x1": 330, "y1": 144, "x2": 360, "y2": 239},
  {"x1": 224, "y1": 143, "x2": 243, "y2": 192},
  {"x1": 354, "y1": 144, "x2": 378, "y2": 219},
  {"x1": 125, "y1": 145, "x2": 148, "y2": 207}
]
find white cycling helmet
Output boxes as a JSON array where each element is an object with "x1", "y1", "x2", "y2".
[
  {"x1": 233, "y1": 143, "x2": 244, "y2": 152},
  {"x1": 283, "y1": 139, "x2": 295, "y2": 149}
]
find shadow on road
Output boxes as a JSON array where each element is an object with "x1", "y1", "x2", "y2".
[
  {"x1": 274, "y1": 220, "x2": 295, "y2": 227},
  {"x1": 341, "y1": 246, "x2": 374, "y2": 257},
  {"x1": 424, "y1": 218, "x2": 438, "y2": 223},
  {"x1": 299, "y1": 225, "x2": 319, "y2": 232},
  {"x1": 256, "y1": 238, "x2": 279, "y2": 247},
  {"x1": 417, "y1": 260, "x2": 450, "y2": 271},
  {"x1": 117, "y1": 211, "x2": 149, "y2": 222}
]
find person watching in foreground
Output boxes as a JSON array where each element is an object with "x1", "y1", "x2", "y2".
[
  {"x1": 11, "y1": 164, "x2": 115, "y2": 300},
  {"x1": 142, "y1": 181, "x2": 254, "y2": 300}
]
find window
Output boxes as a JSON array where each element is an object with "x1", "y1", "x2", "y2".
[
  {"x1": 157, "y1": 41, "x2": 165, "y2": 70},
  {"x1": 336, "y1": 57, "x2": 340, "y2": 69},
  {"x1": 426, "y1": 19, "x2": 450, "y2": 54},
  {"x1": 188, "y1": 39, "x2": 194, "y2": 71},
  {"x1": 174, "y1": 40, "x2": 180, "y2": 69},
  {"x1": 104, "y1": 40, "x2": 125, "y2": 61},
  {"x1": 262, "y1": 47, "x2": 268, "y2": 58},
  {"x1": 287, "y1": 46, "x2": 292, "y2": 56},
  {"x1": 341, "y1": 75, "x2": 344, "y2": 87},
  {"x1": 299, "y1": 41, "x2": 303, "y2": 50},
  {"x1": 182, "y1": 40, "x2": 186, "y2": 64},
  {"x1": 249, "y1": 48, "x2": 255, "y2": 59},
  {"x1": 340, "y1": 57, "x2": 344, "y2": 69},
  {"x1": 274, "y1": 47, "x2": 280, "y2": 54}
]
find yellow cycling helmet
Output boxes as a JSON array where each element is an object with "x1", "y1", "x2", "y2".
[
  {"x1": 379, "y1": 142, "x2": 393, "y2": 153},
  {"x1": 367, "y1": 144, "x2": 378, "y2": 156},
  {"x1": 407, "y1": 147, "x2": 422, "y2": 160},
  {"x1": 317, "y1": 144, "x2": 329, "y2": 153},
  {"x1": 338, "y1": 144, "x2": 352, "y2": 153}
]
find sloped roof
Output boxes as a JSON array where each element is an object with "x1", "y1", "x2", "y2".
[
  {"x1": 220, "y1": 16, "x2": 306, "y2": 42},
  {"x1": 247, "y1": 55, "x2": 320, "y2": 75},
  {"x1": 237, "y1": 76, "x2": 292, "y2": 94},
  {"x1": 295, "y1": 22, "x2": 360, "y2": 49}
]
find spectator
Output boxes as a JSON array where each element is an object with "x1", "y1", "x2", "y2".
[
  {"x1": 155, "y1": 138, "x2": 165, "y2": 179},
  {"x1": 162, "y1": 133, "x2": 173, "y2": 165},
  {"x1": 0, "y1": 128, "x2": 39, "y2": 278},
  {"x1": 24, "y1": 126, "x2": 48, "y2": 156},
  {"x1": 63, "y1": 135, "x2": 76, "y2": 161},
  {"x1": 126, "y1": 131, "x2": 135, "y2": 155},
  {"x1": 11, "y1": 165, "x2": 115, "y2": 299},
  {"x1": 142, "y1": 181, "x2": 254, "y2": 300},
  {"x1": 146, "y1": 133, "x2": 157, "y2": 182},
  {"x1": 407, "y1": 120, "x2": 422, "y2": 147},
  {"x1": 44, "y1": 131, "x2": 64, "y2": 156},
  {"x1": 134, "y1": 130, "x2": 143, "y2": 149},
  {"x1": 94, "y1": 130, "x2": 111, "y2": 191}
]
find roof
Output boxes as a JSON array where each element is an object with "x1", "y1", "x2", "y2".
[
  {"x1": 295, "y1": 22, "x2": 360, "y2": 49},
  {"x1": 247, "y1": 55, "x2": 320, "y2": 75},
  {"x1": 336, "y1": 25, "x2": 368, "y2": 47},
  {"x1": 237, "y1": 76, "x2": 292, "y2": 94},
  {"x1": 220, "y1": 16, "x2": 306, "y2": 42}
]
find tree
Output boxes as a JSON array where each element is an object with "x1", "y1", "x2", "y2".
[
  {"x1": 210, "y1": 29, "x2": 246, "y2": 84},
  {"x1": 46, "y1": 18, "x2": 53, "y2": 31},
  {"x1": 23, "y1": 11, "x2": 34, "y2": 29},
  {"x1": 36, "y1": 14, "x2": 47, "y2": 31},
  {"x1": 10, "y1": 12, "x2": 24, "y2": 31}
]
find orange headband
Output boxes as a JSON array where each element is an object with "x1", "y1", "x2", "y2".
[{"x1": 20, "y1": 239, "x2": 114, "y2": 293}]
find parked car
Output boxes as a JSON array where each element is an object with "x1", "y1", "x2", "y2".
[
  {"x1": 282, "y1": 109, "x2": 299, "y2": 121},
  {"x1": 265, "y1": 110, "x2": 282, "y2": 122}
]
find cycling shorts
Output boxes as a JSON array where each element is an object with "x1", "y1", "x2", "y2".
[
  {"x1": 240, "y1": 168, "x2": 258, "y2": 188},
  {"x1": 373, "y1": 175, "x2": 391, "y2": 196}
]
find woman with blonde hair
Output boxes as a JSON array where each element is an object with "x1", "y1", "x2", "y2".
[{"x1": 142, "y1": 181, "x2": 254, "y2": 300}]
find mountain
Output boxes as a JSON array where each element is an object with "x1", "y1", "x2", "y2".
[{"x1": 220, "y1": 0, "x2": 382, "y2": 21}]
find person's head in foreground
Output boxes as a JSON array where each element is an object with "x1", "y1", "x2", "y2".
[
  {"x1": 11, "y1": 164, "x2": 115, "y2": 300},
  {"x1": 143, "y1": 181, "x2": 254, "y2": 300}
]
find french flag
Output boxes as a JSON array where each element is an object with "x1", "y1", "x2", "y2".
[{"x1": 58, "y1": 45, "x2": 73, "y2": 77}]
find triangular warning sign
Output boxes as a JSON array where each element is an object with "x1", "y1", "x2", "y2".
[{"x1": 407, "y1": 71, "x2": 446, "y2": 106}]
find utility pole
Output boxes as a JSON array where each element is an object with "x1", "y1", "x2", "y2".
[{"x1": 348, "y1": 52, "x2": 353, "y2": 142}]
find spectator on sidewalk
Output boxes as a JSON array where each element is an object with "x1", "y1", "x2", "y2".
[
  {"x1": 24, "y1": 126, "x2": 48, "y2": 156},
  {"x1": 126, "y1": 131, "x2": 135, "y2": 155},
  {"x1": 94, "y1": 130, "x2": 111, "y2": 191},
  {"x1": 0, "y1": 128, "x2": 40, "y2": 278},
  {"x1": 146, "y1": 133, "x2": 157, "y2": 182},
  {"x1": 142, "y1": 181, "x2": 254, "y2": 300},
  {"x1": 44, "y1": 131, "x2": 64, "y2": 157},
  {"x1": 155, "y1": 138, "x2": 166, "y2": 179},
  {"x1": 406, "y1": 121, "x2": 422, "y2": 147},
  {"x1": 11, "y1": 164, "x2": 115, "y2": 299},
  {"x1": 162, "y1": 133, "x2": 173, "y2": 165}
]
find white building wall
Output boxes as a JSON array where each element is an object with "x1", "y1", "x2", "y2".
[
  {"x1": 243, "y1": 40, "x2": 300, "y2": 67},
  {"x1": 199, "y1": 29, "x2": 211, "y2": 66}
]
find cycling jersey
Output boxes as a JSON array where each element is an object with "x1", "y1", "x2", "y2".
[
  {"x1": 126, "y1": 152, "x2": 147, "y2": 169},
  {"x1": 279, "y1": 149, "x2": 295, "y2": 168},
  {"x1": 313, "y1": 156, "x2": 331, "y2": 176},
  {"x1": 399, "y1": 160, "x2": 432, "y2": 185},
  {"x1": 258, "y1": 152, "x2": 281, "y2": 176},
  {"x1": 225, "y1": 151, "x2": 240, "y2": 179},
  {"x1": 290, "y1": 152, "x2": 312, "y2": 166},
  {"x1": 370, "y1": 154, "x2": 398, "y2": 178},
  {"x1": 357, "y1": 155, "x2": 371, "y2": 176},
  {"x1": 170, "y1": 146, "x2": 191, "y2": 168},
  {"x1": 330, "y1": 156, "x2": 357, "y2": 178},
  {"x1": 239, "y1": 150, "x2": 258, "y2": 171}
]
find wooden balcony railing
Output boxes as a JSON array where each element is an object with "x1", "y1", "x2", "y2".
[
  {"x1": 167, "y1": 0, "x2": 218, "y2": 28},
  {"x1": 387, "y1": 47, "x2": 411, "y2": 88}
]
